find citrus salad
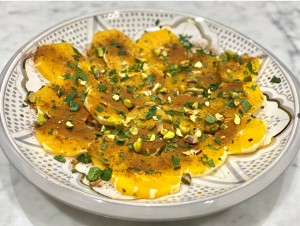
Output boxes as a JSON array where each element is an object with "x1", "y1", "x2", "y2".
[{"x1": 28, "y1": 28, "x2": 267, "y2": 199}]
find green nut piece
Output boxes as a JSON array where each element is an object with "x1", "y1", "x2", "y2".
[
  {"x1": 181, "y1": 173, "x2": 192, "y2": 185},
  {"x1": 99, "y1": 156, "x2": 110, "y2": 166},
  {"x1": 210, "y1": 124, "x2": 220, "y2": 134},
  {"x1": 180, "y1": 60, "x2": 190, "y2": 68},
  {"x1": 194, "y1": 61, "x2": 202, "y2": 69},
  {"x1": 124, "y1": 99, "x2": 133, "y2": 108},
  {"x1": 243, "y1": 75, "x2": 252, "y2": 82},
  {"x1": 133, "y1": 138, "x2": 143, "y2": 152},
  {"x1": 184, "y1": 135, "x2": 199, "y2": 144},
  {"x1": 188, "y1": 51, "x2": 194, "y2": 60},
  {"x1": 66, "y1": 121, "x2": 74, "y2": 128},
  {"x1": 26, "y1": 91, "x2": 36, "y2": 104},
  {"x1": 179, "y1": 125, "x2": 190, "y2": 136},
  {"x1": 153, "y1": 49, "x2": 161, "y2": 56},
  {"x1": 186, "y1": 87, "x2": 204, "y2": 95},
  {"x1": 220, "y1": 124, "x2": 228, "y2": 130},
  {"x1": 144, "y1": 101, "x2": 156, "y2": 107},
  {"x1": 160, "y1": 129, "x2": 168, "y2": 136},
  {"x1": 159, "y1": 87, "x2": 168, "y2": 93},
  {"x1": 37, "y1": 113, "x2": 47, "y2": 126},
  {"x1": 175, "y1": 128, "x2": 183, "y2": 137},
  {"x1": 129, "y1": 127, "x2": 138, "y2": 135},
  {"x1": 95, "y1": 48, "x2": 104, "y2": 57},
  {"x1": 163, "y1": 131, "x2": 175, "y2": 140},
  {"x1": 92, "y1": 66, "x2": 99, "y2": 77},
  {"x1": 96, "y1": 149, "x2": 104, "y2": 157},
  {"x1": 158, "y1": 94, "x2": 165, "y2": 105},
  {"x1": 234, "y1": 114, "x2": 241, "y2": 125},
  {"x1": 93, "y1": 132, "x2": 102, "y2": 136},
  {"x1": 135, "y1": 56, "x2": 147, "y2": 63},
  {"x1": 140, "y1": 73, "x2": 148, "y2": 80},
  {"x1": 231, "y1": 92, "x2": 239, "y2": 99},
  {"x1": 215, "y1": 113, "x2": 224, "y2": 122},
  {"x1": 51, "y1": 83, "x2": 60, "y2": 91},
  {"x1": 192, "y1": 102, "x2": 198, "y2": 109}
]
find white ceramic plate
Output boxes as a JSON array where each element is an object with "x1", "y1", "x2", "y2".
[{"x1": 1, "y1": 9, "x2": 299, "y2": 221}]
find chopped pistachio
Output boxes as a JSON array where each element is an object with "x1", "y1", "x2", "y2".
[
  {"x1": 140, "y1": 72, "x2": 148, "y2": 80},
  {"x1": 220, "y1": 136, "x2": 226, "y2": 139},
  {"x1": 58, "y1": 121, "x2": 62, "y2": 124},
  {"x1": 99, "y1": 156, "x2": 110, "y2": 165},
  {"x1": 181, "y1": 173, "x2": 192, "y2": 185},
  {"x1": 160, "y1": 129, "x2": 168, "y2": 136},
  {"x1": 159, "y1": 87, "x2": 168, "y2": 93},
  {"x1": 157, "y1": 94, "x2": 165, "y2": 104},
  {"x1": 179, "y1": 125, "x2": 189, "y2": 135},
  {"x1": 124, "y1": 99, "x2": 133, "y2": 108},
  {"x1": 149, "y1": 134, "x2": 156, "y2": 141},
  {"x1": 135, "y1": 56, "x2": 147, "y2": 63},
  {"x1": 243, "y1": 75, "x2": 252, "y2": 82},
  {"x1": 92, "y1": 66, "x2": 99, "y2": 77},
  {"x1": 190, "y1": 114, "x2": 196, "y2": 122},
  {"x1": 234, "y1": 99, "x2": 241, "y2": 106},
  {"x1": 37, "y1": 113, "x2": 47, "y2": 126},
  {"x1": 106, "y1": 134, "x2": 116, "y2": 141},
  {"x1": 100, "y1": 125, "x2": 106, "y2": 133},
  {"x1": 143, "y1": 63, "x2": 150, "y2": 71},
  {"x1": 80, "y1": 80, "x2": 87, "y2": 86},
  {"x1": 184, "y1": 134, "x2": 199, "y2": 144},
  {"x1": 227, "y1": 69, "x2": 232, "y2": 74},
  {"x1": 144, "y1": 101, "x2": 156, "y2": 107},
  {"x1": 161, "y1": 50, "x2": 168, "y2": 57},
  {"x1": 194, "y1": 61, "x2": 202, "y2": 69},
  {"x1": 112, "y1": 94, "x2": 120, "y2": 101},
  {"x1": 215, "y1": 113, "x2": 224, "y2": 121},
  {"x1": 234, "y1": 114, "x2": 241, "y2": 125},
  {"x1": 175, "y1": 128, "x2": 183, "y2": 137},
  {"x1": 129, "y1": 127, "x2": 138, "y2": 135},
  {"x1": 152, "y1": 83, "x2": 161, "y2": 92},
  {"x1": 188, "y1": 51, "x2": 194, "y2": 60},
  {"x1": 186, "y1": 87, "x2": 204, "y2": 95},
  {"x1": 180, "y1": 60, "x2": 190, "y2": 68},
  {"x1": 84, "y1": 86, "x2": 91, "y2": 94},
  {"x1": 95, "y1": 48, "x2": 104, "y2": 57},
  {"x1": 133, "y1": 138, "x2": 143, "y2": 152},
  {"x1": 192, "y1": 102, "x2": 198, "y2": 109},
  {"x1": 194, "y1": 130, "x2": 201, "y2": 138},
  {"x1": 231, "y1": 92, "x2": 239, "y2": 99},
  {"x1": 153, "y1": 49, "x2": 161, "y2": 56},
  {"x1": 103, "y1": 130, "x2": 111, "y2": 134},
  {"x1": 220, "y1": 124, "x2": 228, "y2": 130},
  {"x1": 66, "y1": 121, "x2": 74, "y2": 128},
  {"x1": 51, "y1": 83, "x2": 60, "y2": 91},
  {"x1": 163, "y1": 131, "x2": 175, "y2": 140},
  {"x1": 26, "y1": 91, "x2": 36, "y2": 103},
  {"x1": 210, "y1": 124, "x2": 219, "y2": 134}
]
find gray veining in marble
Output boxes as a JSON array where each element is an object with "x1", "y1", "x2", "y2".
[{"x1": 0, "y1": 1, "x2": 300, "y2": 226}]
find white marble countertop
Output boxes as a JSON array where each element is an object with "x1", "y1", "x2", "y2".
[{"x1": 1, "y1": 1, "x2": 300, "y2": 226}]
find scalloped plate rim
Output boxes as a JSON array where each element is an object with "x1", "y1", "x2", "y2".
[{"x1": 0, "y1": 8, "x2": 299, "y2": 221}]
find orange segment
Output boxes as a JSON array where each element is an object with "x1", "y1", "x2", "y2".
[
  {"x1": 228, "y1": 117, "x2": 267, "y2": 154},
  {"x1": 136, "y1": 28, "x2": 186, "y2": 71},
  {"x1": 218, "y1": 51, "x2": 261, "y2": 82},
  {"x1": 34, "y1": 43, "x2": 85, "y2": 82}
]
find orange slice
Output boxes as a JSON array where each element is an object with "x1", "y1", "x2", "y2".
[{"x1": 34, "y1": 43, "x2": 85, "y2": 82}]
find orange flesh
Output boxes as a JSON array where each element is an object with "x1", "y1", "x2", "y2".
[{"x1": 33, "y1": 28, "x2": 268, "y2": 199}]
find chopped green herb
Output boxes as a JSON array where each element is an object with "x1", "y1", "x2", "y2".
[{"x1": 54, "y1": 155, "x2": 66, "y2": 163}]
